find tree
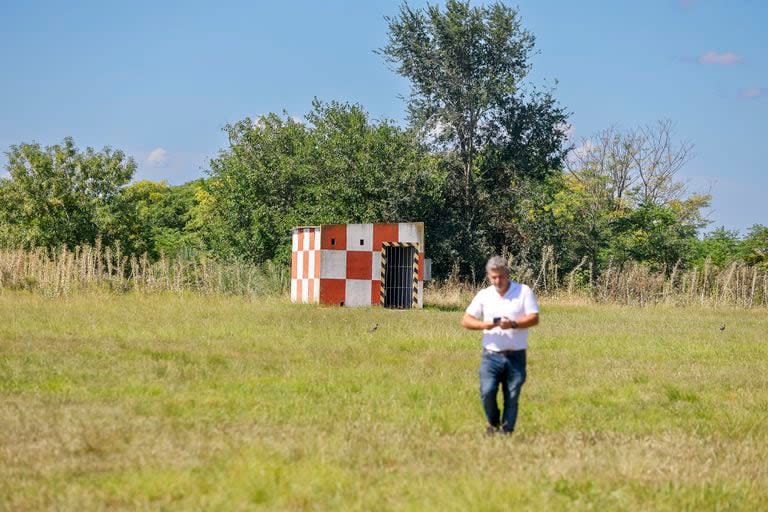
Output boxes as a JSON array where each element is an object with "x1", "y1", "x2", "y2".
[
  {"x1": 566, "y1": 120, "x2": 695, "y2": 208},
  {"x1": 741, "y1": 224, "x2": 768, "y2": 268},
  {"x1": 207, "y1": 100, "x2": 441, "y2": 264},
  {"x1": 565, "y1": 126, "x2": 640, "y2": 207},
  {"x1": 690, "y1": 227, "x2": 741, "y2": 268},
  {"x1": 304, "y1": 99, "x2": 443, "y2": 228},
  {"x1": 603, "y1": 202, "x2": 705, "y2": 270},
  {"x1": 477, "y1": 89, "x2": 569, "y2": 265},
  {"x1": 561, "y1": 121, "x2": 709, "y2": 273},
  {"x1": 0, "y1": 137, "x2": 135, "y2": 249},
  {"x1": 381, "y1": 0, "x2": 568, "y2": 275},
  {"x1": 104, "y1": 180, "x2": 207, "y2": 259},
  {"x1": 382, "y1": 1, "x2": 534, "y2": 182},
  {"x1": 550, "y1": 173, "x2": 615, "y2": 272},
  {"x1": 632, "y1": 120, "x2": 694, "y2": 205},
  {"x1": 207, "y1": 112, "x2": 313, "y2": 262}
]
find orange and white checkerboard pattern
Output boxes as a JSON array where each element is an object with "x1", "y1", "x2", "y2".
[
  {"x1": 290, "y1": 223, "x2": 425, "y2": 307},
  {"x1": 290, "y1": 227, "x2": 321, "y2": 304}
]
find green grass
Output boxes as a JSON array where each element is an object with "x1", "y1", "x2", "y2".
[{"x1": 1, "y1": 291, "x2": 767, "y2": 510}]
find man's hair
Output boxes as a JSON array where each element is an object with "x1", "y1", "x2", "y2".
[{"x1": 485, "y1": 256, "x2": 509, "y2": 275}]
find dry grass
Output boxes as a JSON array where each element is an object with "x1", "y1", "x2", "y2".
[
  {"x1": 0, "y1": 243, "x2": 286, "y2": 297},
  {"x1": 426, "y1": 253, "x2": 768, "y2": 310},
  {"x1": 1, "y1": 292, "x2": 767, "y2": 510},
  {"x1": 2, "y1": 244, "x2": 766, "y2": 309}
]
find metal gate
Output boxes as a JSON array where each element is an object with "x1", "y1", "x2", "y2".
[{"x1": 380, "y1": 242, "x2": 418, "y2": 308}]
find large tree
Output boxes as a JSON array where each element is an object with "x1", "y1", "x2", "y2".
[
  {"x1": 207, "y1": 100, "x2": 441, "y2": 264},
  {"x1": 382, "y1": 0, "x2": 534, "y2": 184},
  {"x1": 0, "y1": 137, "x2": 135, "y2": 249},
  {"x1": 558, "y1": 121, "x2": 710, "y2": 273},
  {"x1": 102, "y1": 180, "x2": 209, "y2": 259},
  {"x1": 381, "y1": 0, "x2": 568, "y2": 274}
]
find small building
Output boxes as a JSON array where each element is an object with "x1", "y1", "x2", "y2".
[{"x1": 291, "y1": 222, "x2": 426, "y2": 308}]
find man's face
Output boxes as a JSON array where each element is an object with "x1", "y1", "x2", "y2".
[{"x1": 487, "y1": 269, "x2": 510, "y2": 294}]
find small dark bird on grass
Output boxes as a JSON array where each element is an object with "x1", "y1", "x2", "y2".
[
  {"x1": 720, "y1": 324, "x2": 726, "y2": 331},
  {"x1": 368, "y1": 323, "x2": 379, "y2": 333}
]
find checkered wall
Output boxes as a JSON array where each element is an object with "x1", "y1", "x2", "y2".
[
  {"x1": 290, "y1": 222, "x2": 425, "y2": 307},
  {"x1": 290, "y1": 226, "x2": 320, "y2": 304}
]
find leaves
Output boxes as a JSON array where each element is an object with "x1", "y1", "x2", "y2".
[
  {"x1": 206, "y1": 101, "x2": 442, "y2": 265},
  {"x1": 381, "y1": 1, "x2": 568, "y2": 275},
  {"x1": 0, "y1": 138, "x2": 136, "y2": 249}
]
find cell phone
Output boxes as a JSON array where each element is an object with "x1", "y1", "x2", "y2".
[{"x1": 493, "y1": 317, "x2": 501, "y2": 325}]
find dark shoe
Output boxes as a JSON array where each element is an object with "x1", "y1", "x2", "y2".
[
  {"x1": 485, "y1": 425, "x2": 499, "y2": 436},
  {"x1": 500, "y1": 429, "x2": 513, "y2": 436}
]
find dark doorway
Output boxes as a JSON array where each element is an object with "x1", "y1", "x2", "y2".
[{"x1": 383, "y1": 244, "x2": 416, "y2": 308}]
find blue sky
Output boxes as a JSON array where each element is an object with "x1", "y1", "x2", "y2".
[{"x1": 1, "y1": 0, "x2": 765, "y2": 233}]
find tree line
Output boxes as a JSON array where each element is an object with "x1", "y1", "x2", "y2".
[{"x1": 1, "y1": 1, "x2": 765, "y2": 280}]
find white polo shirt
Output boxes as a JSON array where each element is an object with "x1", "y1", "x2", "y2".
[{"x1": 465, "y1": 282, "x2": 539, "y2": 351}]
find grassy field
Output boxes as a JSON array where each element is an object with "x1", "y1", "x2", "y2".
[{"x1": 1, "y1": 292, "x2": 767, "y2": 511}]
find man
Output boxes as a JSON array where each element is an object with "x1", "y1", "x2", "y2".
[{"x1": 461, "y1": 256, "x2": 540, "y2": 435}]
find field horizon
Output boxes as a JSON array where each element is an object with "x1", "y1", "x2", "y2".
[{"x1": 2, "y1": 291, "x2": 767, "y2": 510}]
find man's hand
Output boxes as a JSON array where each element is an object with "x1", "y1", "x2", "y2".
[
  {"x1": 498, "y1": 317, "x2": 517, "y2": 329},
  {"x1": 461, "y1": 312, "x2": 539, "y2": 330}
]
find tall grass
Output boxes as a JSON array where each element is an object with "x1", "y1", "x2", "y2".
[
  {"x1": 0, "y1": 242, "x2": 287, "y2": 297},
  {"x1": 589, "y1": 259, "x2": 768, "y2": 307},
  {"x1": 427, "y1": 249, "x2": 768, "y2": 309},
  {"x1": 2, "y1": 243, "x2": 766, "y2": 308}
]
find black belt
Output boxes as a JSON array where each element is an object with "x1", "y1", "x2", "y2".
[{"x1": 483, "y1": 348, "x2": 524, "y2": 356}]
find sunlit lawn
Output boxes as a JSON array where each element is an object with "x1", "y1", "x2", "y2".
[{"x1": 1, "y1": 291, "x2": 767, "y2": 510}]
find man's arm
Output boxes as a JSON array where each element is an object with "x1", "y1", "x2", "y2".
[
  {"x1": 513, "y1": 312, "x2": 539, "y2": 328},
  {"x1": 461, "y1": 313, "x2": 493, "y2": 330},
  {"x1": 518, "y1": 286, "x2": 540, "y2": 328}
]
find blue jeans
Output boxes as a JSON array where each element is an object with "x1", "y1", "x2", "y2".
[{"x1": 479, "y1": 350, "x2": 526, "y2": 432}]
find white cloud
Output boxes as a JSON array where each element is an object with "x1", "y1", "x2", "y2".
[
  {"x1": 132, "y1": 149, "x2": 210, "y2": 185},
  {"x1": 697, "y1": 51, "x2": 743, "y2": 65},
  {"x1": 146, "y1": 147, "x2": 169, "y2": 167},
  {"x1": 740, "y1": 87, "x2": 764, "y2": 99},
  {"x1": 572, "y1": 139, "x2": 594, "y2": 160},
  {"x1": 565, "y1": 139, "x2": 595, "y2": 170}
]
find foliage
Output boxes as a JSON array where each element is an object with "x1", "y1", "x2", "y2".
[
  {"x1": 0, "y1": 137, "x2": 135, "y2": 249},
  {"x1": 683, "y1": 224, "x2": 768, "y2": 270},
  {"x1": 602, "y1": 202, "x2": 702, "y2": 270},
  {"x1": 478, "y1": 90, "x2": 570, "y2": 267},
  {"x1": 207, "y1": 112, "x2": 312, "y2": 263},
  {"x1": 207, "y1": 100, "x2": 442, "y2": 264},
  {"x1": 740, "y1": 224, "x2": 768, "y2": 268},
  {"x1": 381, "y1": 0, "x2": 534, "y2": 167},
  {"x1": 0, "y1": 4, "x2": 746, "y2": 284},
  {"x1": 381, "y1": 0, "x2": 569, "y2": 275},
  {"x1": 550, "y1": 173, "x2": 615, "y2": 272},
  {"x1": 110, "y1": 180, "x2": 209, "y2": 259},
  {"x1": 557, "y1": 122, "x2": 711, "y2": 274},
  {"x1": 690, "y1": 226, "x2": 741, "y2": 267}
]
